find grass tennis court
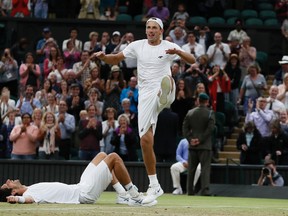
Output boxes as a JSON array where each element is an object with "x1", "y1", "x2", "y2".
[{"x1": 0, "y1": 192, "x2": 287, "y2": 216}]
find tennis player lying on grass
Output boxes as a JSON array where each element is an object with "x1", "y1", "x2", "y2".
[{"x1": 1, "y1": 152, "x2": 156, "y2": 206}]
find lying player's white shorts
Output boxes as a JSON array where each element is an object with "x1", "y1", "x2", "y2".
[{"x1": 78, "y1": 161, "x2": 112, "y2": 203}]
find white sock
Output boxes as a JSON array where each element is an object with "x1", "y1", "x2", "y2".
[
  {"x1": 113, "y1": 182, "x2": 126, "y2": 195},
  {"x1": 125, "y1": 182, "x2": 139, "y2": 197},
  {"x1": 148, "y1": 174, "x2": 159, "y2": 186}
]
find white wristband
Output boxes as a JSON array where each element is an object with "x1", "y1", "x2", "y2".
[{"x1": 16, "y1": 196, "x2": 25, "y2": 203}]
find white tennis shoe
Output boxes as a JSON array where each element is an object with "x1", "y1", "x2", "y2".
[{"x1": 142, "y1": 184, "x2": 164, "y2": 204}]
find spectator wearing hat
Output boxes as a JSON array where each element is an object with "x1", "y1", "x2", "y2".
[
  {"x1": 236, "y1": 121, "x2": 262, "y2": 165},
  {"x1": 66, "y1": 83, "x2": 85, "y2": 124},
  {"x1": 62, "y1": 27, "x2": 83, "y2": 52},
  {"x1": 104, "y1": 65, "x2": 126, "y2": 113},
  {"x1": 183, "y1": 92, "x2": 215, "y2": 196},
  {"x1": 227, "y1": 19, "x2": 248, "y2": 44},
  {"x1": 273, "y1": 55, "x2": 288, "y2": 86},
  {"x1": 73, "y1": 50, "x2": 97, "y2": 87},
  {"x1": 224, "y1": 53, "x2": 241, "y2": 107},
  {"x1": 83, "y1": 32, "x2": 99, "y2": 54},
  {"x1": 106, "y1": 31, "x2": 121, "y2": 54},
  {"x1": 239, "y1": 36, "x2": 257, "y2": 81},
  {"x1": 78, "y1": 0, "x2": 100, "y2": 20},
  {"x1": 257, "y1": 159, "x2": 284, "y2": 186}
]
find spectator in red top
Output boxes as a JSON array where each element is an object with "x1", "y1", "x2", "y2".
[{"x1": 11, "y1": 0, "x2": 30, "y2": 17}]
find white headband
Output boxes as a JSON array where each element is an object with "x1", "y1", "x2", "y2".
[{"x1": 146, "y1": 17, "x2": 163, "y2": 29}]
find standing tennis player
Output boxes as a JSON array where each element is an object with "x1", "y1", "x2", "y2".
[{"x1": 94, "y1": 17, "x2": 195, "y2": 204}]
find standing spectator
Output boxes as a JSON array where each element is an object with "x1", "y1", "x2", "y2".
[
  {"x1": 35, "y1": 79, "x2": 52, "y2": 108},
  {"x1": 111, "y1": 113, "x2": 138, "y2": 161},
  {"x1": 183, "y1": 93, "x2": 215, "y2": 196},
  {"x1": 117, "y1": 98, "x2": 138, "y2": 134},
  {"x1": 10, "y1": 0, "x2": 30, "y2": 17},
  {"x1": 31, "y1": 108, "x2": 42, "y2": 129},
  {"x1": 239, "y1": 36, "x2": 257, "y2": 81},
  {"x1": 145, "y1": 0, "x2": 170, "y2": 23},
  {"x1": 120, "y1": 76, "x2": 138, "y2": 114},
  {"x1": 208, "y1": 65, "x2": 231, "y2": 113},
  {"x1": 154, "y1": 108, "x2": 178, "y2": 162},
  {"x1": 10, "y1": 37, "x2": 30, "y2": 66},
  {"x1": 182, "y1": 31, "x2": 205, "y2": 62},
  {"x1": 170, "y1": 138, "x2": 201, "y2": 195},
  {"x1": 281, "y1": 18, "x2": 288, "y2": 55},
  {"x1": 206, "y1": 32, "x2": 231, "y2": 69},
  {"x1": 84, "y1": 88, "x2": 103, "y2": 121},
  {"x1": 83, "y1": 31, "x2": 99, "y2": 54},
  {"x1": 195, "y1": 26, "x2": 213, "y2": 52},
  {"x1": 43, "y1": 46, "x2": 60, "y2": 79},
  {"x1": 37, "y1": 111, "x2": 61, "y2": 160},
  {"x1": 227, "y1": 19, "x2": 248, "y2": 44},
  {"x1": 273, "y1": 55, "x2": 288, "y2": 86},
  {"x1": 0, "y1": 88, "x2": 16, "y2": 118},
  {"x1": 238, "y1": 64, "x2": 267, "y2": 114},
  {"x1": 168, "y1": 26, "x2": 186, "y2": 47},
  {"x1": 44, "y1": 93, "x2": 59, "y2": 114},
  {"x1": 101, "y1": 107, "x2": 118, "y2": 154},
  {"x1": 104, "y1": 65, "x2": 126, "y2": 113},
  {"x1": 63, "y1": 40, "x2": 81, "y2": 69},
  {"x1": 62, "y1": 28, "x2": 83, "y2": 52},
  {"x1": 56, "y1": 80, "x2": 69, "y2": 103},
  {"x1": 16, "y1": 85, "x2": 41, "y2": 115},
  {"x1": 83, "y1": 66, "x2": 105, "y2": 96},
  {"x1": 33, "y1": 0, "x2": 48, "y2": 18},
  {"x1": 56, "y1": 100, "x2": 76, "y2": 160},
  {"x1": 78, "y1": 104, "x2": 102, "y2": 160},
  {"x1": 73, "y1": 50, "x2": 97, "y2": 87},
  {"x1": 106, "y1": 31, "x2": 122, "y2": 54},
  {"x1": 9, "y1": 112, "x2": 39, "y2": 160},
  {"x1": 224, "y1": 54, "x2": 241, "y2": 107},
  {"x1": 264, "y1": 120, "x2": 288, "y2": 165},
  {"x1": 78, "y1": 0, "x2": 100, "y2": 20},
  {"x1": 277, "y1": 73, "x2": 288, "y2": 110},
  {"x1": 171, "y1": 3, "x2": 189, "y2": 21},
  {"x1": 236, "y1": 121, "x2": 262, "y2": 165},
  {"x1": 19, "y1": 52, "x2": 41, "y2": 92},
  {"x1": 266, "y1": 85, "x2": 286, "y2": 115},
  {"x1": 0, "y1": 48, "x2": 18, "y2": 98},
  {"x1": 52, "y1": 56, "x2": 68, "y2": 84}
]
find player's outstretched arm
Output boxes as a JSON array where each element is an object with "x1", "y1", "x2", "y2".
[
  {"x1": 93, "y1": 51, "x2": 125, "y2": 66},
  {"x1": 6, "y1": 195, "x2": 34, "y2": 204},
  {"x1": 166, "y1": 48, "x2": 195, "y2": 65}
]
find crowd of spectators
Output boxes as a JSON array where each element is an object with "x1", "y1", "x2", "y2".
[{"x1": 0, "y1": 0, "x2": 287, "y2": 166}]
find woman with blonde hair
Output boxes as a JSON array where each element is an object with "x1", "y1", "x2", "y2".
[
  {"x1": 277, "y1": 73, "x2": 288, "y2": 109},
  {"x1": 37, "y1": 111, "x2": 61, "y2": 160},
  {"x1": 84, "y1": 65, "x2": 105, "y2": 95}
]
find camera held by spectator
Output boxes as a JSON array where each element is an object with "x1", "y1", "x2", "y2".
[{"x1": 257, "y1": 159, "x2": 284, "y2": 187}]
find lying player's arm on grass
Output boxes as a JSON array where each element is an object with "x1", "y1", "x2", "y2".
[{"x1": 6, "y1": 195, "x2": 34, "y2": 204}]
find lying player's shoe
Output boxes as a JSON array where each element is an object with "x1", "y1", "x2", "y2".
[
  {"x1": 128, "y1": 193, "x2": 157, "y2": 207},
  {"x1": 159, "y1": 75, "x2": 173, "y2": 105},
  {"x1": 116, "y1": 192, "x2": 131, "y2": 205},
  {"x1": 142, "y1": 184, "x2": 164, "y2": 204}
]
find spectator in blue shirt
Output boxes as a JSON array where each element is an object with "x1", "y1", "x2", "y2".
[
  {"x1": 16, "y1": 85, "x2": 41, "y2": 115},
  {"x1": 120, "y1": 76, "x2": 138, "y2": 114}
]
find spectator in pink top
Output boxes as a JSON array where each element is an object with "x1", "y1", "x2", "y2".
[{"x1": 9, "y1": 113, "x2": 39, "y2": 160}]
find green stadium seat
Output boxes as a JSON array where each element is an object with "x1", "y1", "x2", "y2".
[
  {"x1": 241, "y1": 9, "x2": 258, "y2": 20},
  {"x1": 208, "y1": 17, "x2": 226, "y2": 25},
  {"x1": 258, "y1": 3, "x2": 274, "y2": 11},
  {"x1": 259, "y1": 10, "x2": 276, "y2": 21},
  {"x1": 116, "y1": 14, "x2": 132, "y2": 22},
  {"x1": 245, "y1": 18, "x2": 263, "y2": 27},
  {"x1": 223, "y1": 9, "x2": 240, "y2": 19},
  {"x1": 188, "y1": 16, "x2": 207, "y2": 25},
  {"x1": 264, "y1": 18, "x2": 280, "y2": 26},
  {"x1": 226, "y1": 17, "x2": 238, "y2": 25},
  {"x1": 134, "y1": 14, "x2": 143, "y2": 22},
  {"x1": 256, "y1": 51, "x2": 268, "y2": 69},
  {"x1": 118, "y1": 6, "x2": 128, "y2": 14}
]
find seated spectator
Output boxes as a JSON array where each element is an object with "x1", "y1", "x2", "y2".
[
  {"x1": 84, "y1": 88, "x2": 103, "y2": 121},
  {"x1": 62, "y1": 27, "x2": 83, "y2": 52},
  {"x1": 83, "y1": 66, "x2": 105, "y2": 96},
  {"x1": 43, "y1": 46, "x2": 60, "y2": 79},
  {"x1": 19, "y1": 52, "x2": 41, "y2": 92},
  {"x1": 9, "y1": 113, "x2": 39, "y2": 160},
  {"x1": 83, "y1": 31, "x2": 99, "y2": 54},
  {"x1": 265, "y1": 85, "x2": 286, "y2": 116},
  {"x1": 78, "y1": 0, "x2": 100, "y2": 20},
  {"x1": 145, "y1": 0, "x2": 170, "y2": 23},
  {"x1": 273, "y1": 55, "x2": 288, "y2": 86},
  {"x1": 171, "y1": 3, "x2": 189, "y2": 21},
  {"x1": 78, "y1": 104, "x2": 102, "y2": 160},
  {"x1": 45, "y1": 93, "x2": 59, "y2": 114},
  {"x1": 101, "y1": 107, "x2": 119, "y2": 154},
  {"x1": 106, "y1": 31, "x2": 122, "y2": 54},
  {"x1": 16, "y1": 85, "x2": 42, "y2": 115},
  {"x1": 194, "y1": 25, "x2": 213, "y2": 52},
  {"x1": 111, "y1": 114, "x2": 138, "y2": 161},
  {"x1": 168, "y1": 26, "x2": 186, "y2": 47},
  {"x1": 0, "y1": 48, "x2": 18, "y2": 98},
  {"x1": 236, "y1": 121, "x2": 262, "y2": 165},
  {"x1": 37, "y1": 112, "x2": 61, "y2": 160},
  {"x1": 198, "y1": 54, "x2": 211, "y2": 76},
  {"x1": 257, "y1": 159, "x2": 284, "y2": 186},
  {"x1": 120, "y1": 76, "x2": 138, "y2": 114},
  {"x1": 264, "y1": 120, "x2": 288, "y2": 165},
  {"x1": 117, "y1": 98, "x2": 138, "y2": 133},
  {"x1": 170, "y1": 138, "x2": 201, "y2": 195},
  {"x1": 238, "y1": 64, "x2": 267, "y2": 114},
  {"x1": 99, "y1": 6, "x2": 116, "y2": 21},
  {"x1": 280, "y1": 111, "x2": 288, "y2": 136}
]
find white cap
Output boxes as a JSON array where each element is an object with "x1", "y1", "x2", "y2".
[
  {"x1": 279, "y1": 56, "x2": 288, "y2": 65},
  {"x1": 112, "y1": 31, "x2": 121, "y2": 36},
  {"x1": 146, "y1": 17, "x2": 163, "y2": 29}
]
